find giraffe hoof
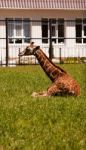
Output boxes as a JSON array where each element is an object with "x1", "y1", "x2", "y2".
[
  {"x1": 31, "y1": 91, "x2": 48, "y2": 97},
  {"x1": 32, "y1": 92, "x2": 38, "y2": 97}
]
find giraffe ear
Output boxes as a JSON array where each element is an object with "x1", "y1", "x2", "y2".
[
  {"x1": 30, "y1": 42, "x2": 34, "y2": 46},
  {"x1": 35, "y1": 46, "x2": 40, "y2": 50}
]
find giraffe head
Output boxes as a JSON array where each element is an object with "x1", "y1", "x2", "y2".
[{"x1": 19, "y1": 42, "x2": 40, "y2": 56}]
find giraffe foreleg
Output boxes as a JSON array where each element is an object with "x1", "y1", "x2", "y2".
[
  {"x1": 47, "y1": 83, "x2": 61, "y2": 96},
  {"x1": 32, "y1": 91, "x2": 48, "y2": 97},
  {"x1": 32, "y1": 83, "x2": 61, "y2": 97}
]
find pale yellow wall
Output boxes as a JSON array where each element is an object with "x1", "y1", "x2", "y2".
[{"x1": 0, "y1": 9, "x2": 86, "y2": 19}]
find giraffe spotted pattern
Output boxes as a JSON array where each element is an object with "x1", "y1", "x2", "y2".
[{"x1": 19, "y1": 42, "x2": 80, "y2": 97}]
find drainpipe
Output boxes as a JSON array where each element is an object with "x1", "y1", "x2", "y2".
[
  {"x1": 49, "y1": 19, "x2": 53, "y2": 60},
  {"x1": 6, "y1": 18, "x2": 9, "y2": 66}
]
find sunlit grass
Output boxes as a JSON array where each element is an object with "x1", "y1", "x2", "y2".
[{"x1": 0, "y1": 64, "x2": 86, "y2": 150}]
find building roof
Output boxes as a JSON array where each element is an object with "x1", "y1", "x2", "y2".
[{"x1": 0, "y1": 0, "x2": 86, "y2": 10}]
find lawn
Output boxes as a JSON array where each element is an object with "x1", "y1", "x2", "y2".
[{"x1": 0, "y1": 64, "x2": 86, "y2": 150}]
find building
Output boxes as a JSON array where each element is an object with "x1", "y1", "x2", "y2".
[{"x1": 0, "y1": 0, "x2": 86, "y2": 65}]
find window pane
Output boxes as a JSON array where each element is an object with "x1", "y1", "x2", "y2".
[
  {"x1": 15, "y1": 39, "x2": 22, "y2": 43},
  {"x1": 58, "y1": 19, "x2": 64, "y2": 43},
  {"x1": 83, "y1": 38, "x2": 86, "y2": 43},
  {"x1": 9, "y1": 38, "x2": 14, "y2": 43},
  {"x1": 50, "y1": 19, "x2": 56, "y2": 24},
  {"x1": 8, "y1": 19, "x2": 14, "y2": 43},
  {"x1": 51, "y1": 26, "x2": 56, "y2": 36},
  {"x1": 76, "y1": 19, "x2": 82, "y2": 43},
  {"x1": 52, "y1": 39, "x2": 56, "y2": 43},
  {"x1": 58, "y1": 25, "x2": 64, "y2": 37},
  {"x1": 16, "y1": 25, "x2": 22, "y2": 36},
  {"x1": 76, "y1": 19, "x2": 82, "y2": 24},
  {"x1": 76, "y1": 38, "x2": 82, "y2": 43},
  {"x1": 76, "y1": 25, "x2": 82, "y2": 43},
  {"x1": 8, "y1": 20, "x2": 14, "y2": 37},
  {"x1": 76, "y1": 25, "x2": 82, "y2": 37},
  {"x1": 84, "y1": 26, "x2": 86, "y2": 36},
  {"x1": 24, "y1": 38, "x2": 30, "y2": 43},
  {"x1": 15, "y1": 19, "x2": 22, "y2": 37},
  {"x1": 42, "y1": 19, "x2": 48, "y2": 43},
  {"x1": 15, "y1": 18, "x2": 22, "y2": 23},
  {"x1": 23, "y1": 19, "x2": 30, "y2": 38},
  {"x1": 83, "y1": 19, "x2": 86, "y2": 24},
  {"x1": 58, "y1": 38, "x2": 64, "y2": 43}
]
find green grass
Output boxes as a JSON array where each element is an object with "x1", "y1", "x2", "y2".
[{"x1": 0, "y1": 64, "x2": 86, "y2": 150}]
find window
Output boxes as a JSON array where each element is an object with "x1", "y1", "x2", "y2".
[
  {"x1": 8, "y1": 18, "x2": 30, "y2": 44},
  {"x1": 42, "y1": 18, "x2": 64, "y2": 44},
  {"x1": 76, "y1": 18, "x2": 86, "y2": 43}
]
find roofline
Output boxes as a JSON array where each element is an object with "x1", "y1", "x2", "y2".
[{"x1": 0, "y1": 8, "x2": 86, "y2": 11}]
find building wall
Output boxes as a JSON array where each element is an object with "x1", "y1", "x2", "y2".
[{"x1": 0, "y1": 9, "x2": 86, "y2": 64}]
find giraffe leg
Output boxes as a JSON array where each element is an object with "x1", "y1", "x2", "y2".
[
  {"x1": 32, "y1": 91, "x2": 48, "y2": 97},
  {"x1": 32, "y1": 83, "x2": 61, "y2": 97},
  {"x1": 47, "y1": 83, "x2": 61, "y2": 96}
]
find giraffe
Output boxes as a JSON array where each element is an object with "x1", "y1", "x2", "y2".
[{"x1": 19, "y1": 42, "x2": 80, "y2": 97}]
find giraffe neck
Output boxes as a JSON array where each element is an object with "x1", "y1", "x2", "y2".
[{"x1": 34, "y1": 48, "x2": 66, "y2": 82}]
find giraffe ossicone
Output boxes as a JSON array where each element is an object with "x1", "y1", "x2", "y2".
[{"x1": 19, "y1": 42, "x2": 80, "y2": 97}]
